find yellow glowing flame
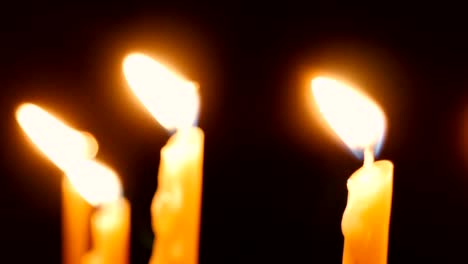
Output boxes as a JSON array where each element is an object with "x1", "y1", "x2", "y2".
[
  {"x1": 16, "y1": 103, "x2": 98, "y2": 171},
  {"x1": 123, "y1": 53, "x2": 200, "y2": 130},
  {"x1": 64, "y1": 159, "x2": 122, "y2": 206},
  {"x1": 311, "y1": 76, "x2": 386, "y2": 151}
]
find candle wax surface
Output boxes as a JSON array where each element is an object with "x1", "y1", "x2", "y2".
[
  {"x1": 150, "y1": 126, "x2": 204, "y2": 264},
  {"x1": 342, "y1": 160, "x2": 393, "y2": 264},
  {"x1": 63, "y1": 177, "x2": 92, "y2": 264},
  {"x1": 83, "y1": 198, "x2": 131, "y2": 264}
]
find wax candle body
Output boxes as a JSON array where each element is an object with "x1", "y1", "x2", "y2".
[
  {"x1": 63, "y1": 177, "x2": 92, "y2": 264},
  {"x1": 149, "y1": 127, "x2": 204, "y2": 264},
  {"x1": 342, "y1": 160, "x2": 393, "y2": 264},
  {"x1": 83, "y1": 198, "x2": 131, "y2": 264}
]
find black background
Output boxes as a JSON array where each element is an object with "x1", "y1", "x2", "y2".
[{"x1": 2, "y1": 2, "x2": 468, "y2": 263}]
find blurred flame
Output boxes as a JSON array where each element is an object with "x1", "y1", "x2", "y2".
[
  {"x1": 311, "y1": 76, "x2": 386, "y2": 154},
  {"x1": 64, "y1": 159, "x2": 122, "y2": 206},
  {"x1": 123, "y1": 53, "x2": 200, "y2": 131},
  {"x1": 16, "y1": 103, "x2": 98, "y2": 170}
]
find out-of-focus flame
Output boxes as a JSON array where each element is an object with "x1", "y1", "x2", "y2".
[
  {"x1": 64, "y1": 159, "x2": 122, "y2": 206},
  {"x1": 123, "y1": 53, "x2": 200, "y2": 131},
  {"x1": 311, "y1": 76, "x2": 386, "y2": 155},
  {"x1": 16, "y1": 103, "x2": 98, "y2": 170}
]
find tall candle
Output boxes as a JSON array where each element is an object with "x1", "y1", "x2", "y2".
[
  {"x1": 15, "y1": 103, "x2": 98, "y2": 264},
  {"x1": 123, "y1": 53, "x2": 204, "y2": 264},
  {"x1": 66, "y1": 159, "x2": 130, "y2": 264},
  {"x1": 311, "y1": 77, "x2": 394, "y2": 264}
]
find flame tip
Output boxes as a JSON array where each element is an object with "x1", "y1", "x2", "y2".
[
  {"x1": 123, "y1": 52, "x2": 200, "y2": 130},
  {"x1": 16, "y1": 103, "x2": 99, "y2": 170},
  {"x1": 311, "y1": 76, "x2": 386, "y2": 154},
  {"x1": 16, "y1": 103, "x2": 36, "y2": 115}
]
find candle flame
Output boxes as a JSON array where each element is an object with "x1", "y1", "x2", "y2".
[
  {"x1": 311, "y1": 76, "x2": 386, "y2": 156},
  {"x1": 123, "y1": 53, "x2": 200, "y2": 131},
  {"x1": 16, "y1": 103, "x2": 98, "y2": 170},
  {"x1": 64, "y1": 159, "x2": 122, "y2": 206}
]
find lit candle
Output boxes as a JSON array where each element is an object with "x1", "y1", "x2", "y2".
[
  {"x1": 16, "y1": 103, "x2": 98, "y2": 264},
  {"x1": 123, "y1": 53, "x2": 204, "y2": 264},
  {"x1": 311, "y1": 77, "x2": 394, "y2": 264},
  {"x1": 66, "y1": 159, "x2": 130, "y2": 264}
]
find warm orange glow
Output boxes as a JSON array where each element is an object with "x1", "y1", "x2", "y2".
[
  {"x1": 16, "y1": 103, "x2": 98, "y2": 171},
  {"x1": 311, "y1": 76, "x2": 386, "y2": 151},
  {"x1": 64, "y1": 159, "x2": 122, "y2": 206},
  {"x1": 123, "y1": 53, "x2": 199, "y2": 130}
]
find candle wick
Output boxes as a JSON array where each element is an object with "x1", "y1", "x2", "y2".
[{"x1": 363, "y1": 147, "x2": 374, "y2": 168}]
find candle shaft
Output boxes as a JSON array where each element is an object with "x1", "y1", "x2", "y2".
[
  {"x1": 62, "y1": 177, "x2": 92, "y2": 264},
  {"x1": 342, "y1": 160, "x2": 393, "y2": 264},
  {"x1": 150, "y1": 127, "x2": 204, "y2": 264},
  {"x1": 84, "y1": 198, "x2": 131, "y2": 264}
]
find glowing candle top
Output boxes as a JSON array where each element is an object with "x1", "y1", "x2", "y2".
[{"x1": 123, "y1": 53, "x2": 200, "y2": 131}]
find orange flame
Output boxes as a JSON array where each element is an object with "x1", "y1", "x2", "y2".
[
  {"x1": 311, "y1": 76, "x2": 386, "y2": 153},
  {"x1": 123, "y1": 53, "x2": 199, "y2": 131},
  {"x1": 16, "y1": 103, "x2": 98, "y2": 171}
]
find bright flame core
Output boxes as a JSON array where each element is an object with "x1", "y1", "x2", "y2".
[
  {"x1": 64, "y1": 160, "x2": 122, "y2": 206},
  {"x1": 16, "y1": 103, "x2": 98, "y2": 171},
  {"x1": 312, "y1": 76, "x2": 386, "y2": 154},
  {"x1": 123, "y1": 53, "x2": 200, "y2": 131}
]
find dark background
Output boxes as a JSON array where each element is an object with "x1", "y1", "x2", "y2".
[{"x1": 2, "y1": 2, "x2": 468, "y2": 263}]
